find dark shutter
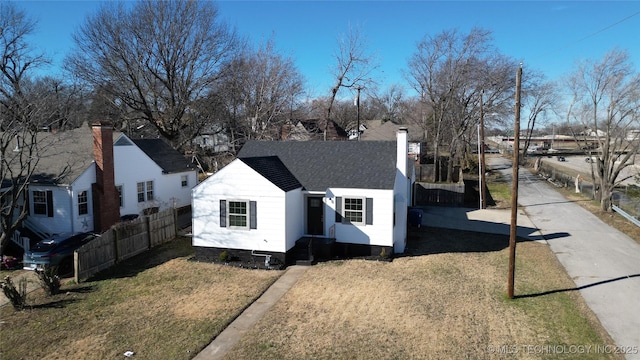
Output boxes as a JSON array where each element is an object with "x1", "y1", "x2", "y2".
[
  {"x1": 365, "y1": 198, "x2": 373, "y2": 225},
  {"x1": 46, "y1": 190, "x2": 54, "y2": 218},
  {"x1": 249, "y1": 201, "x2": 257, "y2": 229},
  {"x1": 219, "y1": 200, "x2": 227, "y2": 227},
  {"x1": 335, "y1": 197, "x2": 342, "y2": 223}
]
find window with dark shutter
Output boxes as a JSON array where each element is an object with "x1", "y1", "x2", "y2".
[
  {"x1": 338, "y1": 196, "x2": 373, "y2": 226},
  {"x1": 222, "y1": 200, "x2": 252, "y2": 230},
  {"x1": 33, "y1": 190, "x2": 47, "y2": 215}
]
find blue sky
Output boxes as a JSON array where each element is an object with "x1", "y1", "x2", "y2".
[{"x1": 16, "y1": 1, "x2": 640, "y2": 98}]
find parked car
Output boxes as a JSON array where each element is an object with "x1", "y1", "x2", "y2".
[{"x1": 23, "y1": 232, "x2": 98, "y2": 274}]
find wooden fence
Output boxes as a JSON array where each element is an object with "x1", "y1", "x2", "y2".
[
  {"x1": 74, "y1": 206, "x2": 187, "y2": 283},
  {"x1": 414, "y1": 182, "x2": 465, "y2": 206}
]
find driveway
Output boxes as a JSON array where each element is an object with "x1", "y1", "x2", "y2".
[{"x1": 489, "y1": 156, "x2": 640, "y2": 359}]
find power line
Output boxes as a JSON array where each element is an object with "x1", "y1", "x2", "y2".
[{"x1": 537, "y1": 10, "x2": 640, "y2": 60}]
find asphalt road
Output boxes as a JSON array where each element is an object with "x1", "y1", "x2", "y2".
[
  {"x1": 541, "y1": 155, "x2": 640, "y2": 186},
  {"x1": 489, "y1": 156, "x2": 640, "y2": 359}
]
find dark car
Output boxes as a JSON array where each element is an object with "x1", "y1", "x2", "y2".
[
  {"x1": 557, "y1": 156, "x2": 566, "y2": 162},
  {"x1": 23, "y1": 232, "x2": 98, "y2": 274}
]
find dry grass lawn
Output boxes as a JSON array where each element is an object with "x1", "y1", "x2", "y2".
[
  {"x1": 0, "y1": 237, "x2": 281, "y2": 360},
  {"x1": 2, "y1": 160, "x2": 631, "y2": 360},
  {"x1": 226, "y1": 228, "x2": 620, "y2": 360}
]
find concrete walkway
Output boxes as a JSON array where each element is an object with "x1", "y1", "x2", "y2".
[{"x1": 193, "y1": 265, "x2": 309, "y2": 360}]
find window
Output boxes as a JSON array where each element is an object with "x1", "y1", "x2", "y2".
[
  {"x1": 137, "y1": 181, "x2": 154, "y2": 202},
  {"x1": 344, "y1": 198, "x2": 364, "y2": 224},
  {"x1": 220, "y1": 200, "x2": 257, "y2": 229},
  {"x1": 228, "y1": 201, "x2": 247, "y2": 228},
  {"x1": 116, "y1": 185, "x2": 123, "y2": 207},
  {"x1": 335, "y1": 196, "x2": 373, "y2": 226},
  {"x1": 181, "y1": 175, "x2": 188, "y2": 187},
  {"x1": 78, "y1": 190, "x2": 88, "y2": 215},
  {"x1": 32, "y1": 190, "x2": 53, "y2": 217},
  {"x1": 33, "y1": 190, "x2": 48, "y2": 215}
]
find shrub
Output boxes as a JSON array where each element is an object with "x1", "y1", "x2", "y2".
[
  {"x1": 0, "y1": 276, "x2": 28, "y2": 310},
  {"x1": 219, "y1": 251, "x2": 230, "y2": 262},
  {"x1": 35, "y1": 267, "x2": 61, "y2": 295}
]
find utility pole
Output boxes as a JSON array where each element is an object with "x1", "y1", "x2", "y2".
[
  {"x1": 479, "y1": 91, "x2": 486, "y2": 209},
  {"x1": 508, "y1": 64, "x2": 522, "y2": 299}
]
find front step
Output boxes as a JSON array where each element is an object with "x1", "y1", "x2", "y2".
[{"x1": 293, "y1": 237, "x2": 315, "y2": 265}]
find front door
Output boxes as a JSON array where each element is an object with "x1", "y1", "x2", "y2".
[{"x1": 307, "y1": 197, "x2": 323, "y2": 235}]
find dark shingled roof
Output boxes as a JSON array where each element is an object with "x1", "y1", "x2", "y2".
[
  {"x1": 239, "y1": 156, "x2": 302, "y2": 192},
  {"x1": 131, "y1": 139, "x2": 196, "y2": 174},
  {"x1": 237, "y1": 141, "x2": 397, "y2": 191}
]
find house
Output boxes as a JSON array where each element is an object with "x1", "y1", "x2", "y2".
[
  {"x1": 10, "y1": 122, "x2": 197, "y2": 248},
  {"x1": 193, "y1": 123, "x2": 230, "y2": 153},
  {"x1": 281, "y1": 119, "x2": 348, "y2": 141},
  {"x1": 191, "y1": 128, "x2": 414, "y2": 268},
  {"x1": 360, "y1": 121, "x2": 426, "y2": 155}
]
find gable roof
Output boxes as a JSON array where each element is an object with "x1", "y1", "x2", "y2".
[
  {"x1": 360, "y1": 121, "x2": 426, "y2": 142},
  {"x1": 281, "y1": 119, "x2": 348, "y2": 141},
  {"x1": 237, "y1": 141, "x2": 397, "y2": 191},
  {"x1": 28, "y1": 125, "x2": 120, "y2": 185},
  {"x1": 130, "y1": 138, "x2": 196, "y2": 174},
  {"x1": 239, "y1": 156, "x2": 302, "y2": 192}
]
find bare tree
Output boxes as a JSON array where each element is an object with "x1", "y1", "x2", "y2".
[
  {"x1": 521, "y1": 74, "x2": 559, "y2": 155},
  {"x1": 24, "y1": 76, "x2": 90, "y2": 131},
  {"x1": 566, "y1": 49, "x2": 640, "y2": 211},
  {"x1": 369, "y1": 84, "x2": 407, "y2": 124},
  {"x1": 240, "y1": 39, "x2": 304, "y2": 140},
  {"x1": 407, "y1": 28, "x2": 516, "y2": 182},
  {"x1": 0, "y1": 3, "x2": 47, "y2": 255},
  {"x1": 212, "y1": 38, "x2": 305, "y2": 150},
  {"x1": 325, "y1": 25, "x2": 378, "y2": 140},
  {"x1": 67, "y1": 0, "x2": 239, "y2": 151}
]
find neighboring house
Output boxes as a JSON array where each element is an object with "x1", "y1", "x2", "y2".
[
  {"x1": 193, "y1": 124, "x2": 230, "y2": 153},
  {"x1": 347, "y1": 124, "x2": 368, "y2": 140},
  {"x1": 10, "y1": 122, "x2": 197, "y2": 247},
  {"x1": 281, "y1": 119, "x2": 348, "y2": 141},
  {"x1": 192, "y1": 128, "x2": 414, "y2": 268},
  {"x1": 360, "y1": 121, "x2": 427, "y2": 161}
]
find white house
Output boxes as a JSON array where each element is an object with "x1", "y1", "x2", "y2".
[
  {"x1": 114, "y1": 135, "x2": 197, "y2": 217},
  {"x1": 191, "y1": 128, "x2": 414, "y2": 268},
  {"x1": 12, "y1": 122, "x2": 197, "y2": 248}
]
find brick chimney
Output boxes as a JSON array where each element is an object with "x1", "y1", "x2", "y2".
[{"x1": 92, "y1": 122, "x2": 120, "y2": 232}]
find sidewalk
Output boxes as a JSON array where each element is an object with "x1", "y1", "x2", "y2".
[{"x1": 193, "y1": 265, "x2": 309, "y2": 360}]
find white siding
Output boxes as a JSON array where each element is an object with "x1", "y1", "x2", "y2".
[
  {"x1": 114, "y1": 136, "x2": 197, "y2": 216},
  {"x1": 70, "y1": 165, "x2": 96, "y2": 233},
  {"x1": 28, "y1": 185, "x2": 73, "y2": 234},
  {"x1": 192, "y1": 160, "x2": 297, "y2": 253},
  {"x1": 324, "y1": 188, "x2": 395, "y2": 247},
  {"x1": 284, "y1": 190, "x2": 305, "y2": 251},
  {"x1": 393, "y1": 169, "x2": 410, "y2": 253}
]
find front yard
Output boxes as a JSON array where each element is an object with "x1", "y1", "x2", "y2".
[
  {"x1": 226, "y1": 227, "x2": 620, "y2": 359},
  {"x1": 1, "y1": 229, "x2": 622, "y2": 359},
  {"x1": 0, "y1": 237, "x2": 281, "y2": 359}
]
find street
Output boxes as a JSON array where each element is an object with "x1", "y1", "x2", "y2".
[{"x1": 489, "y1": 156, "x2": 640, "y2": 359}]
